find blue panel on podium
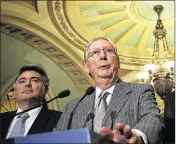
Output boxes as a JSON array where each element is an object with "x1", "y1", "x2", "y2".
[{"x1": 15, "y1": 128, "x2": 97, "y2": 143}]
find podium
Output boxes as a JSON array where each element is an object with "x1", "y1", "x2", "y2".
[{"x1": 2, "y1": 128, "x2": 113, "y2": 144}]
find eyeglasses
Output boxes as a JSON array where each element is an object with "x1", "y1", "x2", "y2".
[{"x1": 87, "y1": 47, "x2": 116, "y2": 60}]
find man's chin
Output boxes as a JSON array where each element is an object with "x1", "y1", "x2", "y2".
[
  {"x1": 98, "y1": 73, "x2": 112, "y2": 78},
  {"x1": 22, "y1": 95, "x2": 40, "y2": 101}
]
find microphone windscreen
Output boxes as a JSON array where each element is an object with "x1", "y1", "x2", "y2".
[
  {"x1": 111, "y1": 111, "x2": 116, "y2": 119},
  {"x1": 86, "y1": 113, "x2": 94, "y2": 121},
  {"x1": 85, "y1": 86, "x2": 95, "y2": 95},
  {"x1": 57, "y1": 89, "x2": 70, "y2": 98}
]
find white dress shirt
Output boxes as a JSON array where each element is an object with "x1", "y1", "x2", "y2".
[
  {"x1": 6, "y1": 106, "x2": 42, "y2": 139},
  {"x1": 95, "y1": 85, "x2": 147, "y2": 144},
  {"x1": 94, "y1": 85, "x2": 114, "y2": 107}
]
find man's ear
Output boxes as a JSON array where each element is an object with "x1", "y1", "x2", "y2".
[
  {"x1": 84, "y1": 62, "x2": 90, "y2": 75},
  {"x1": 13, "y1": 85, "x2": 16, "y2": 98},
  {"x1": 118, "y1": 60, "x2": 120, "y2": 68},
  {"x1": 44, "y1": 90, "x2": 48, "y2": 96},
  {"x1": 117, "y1": 56, "x2": 120, "y2": 68}
]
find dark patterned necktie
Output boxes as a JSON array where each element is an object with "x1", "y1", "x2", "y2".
[
  {"x1": 8, "y1": 113, "x2": 29, "y2": 138},
  {"x1": 94, "y1": 91, "x2": 110, "y2": 133}
]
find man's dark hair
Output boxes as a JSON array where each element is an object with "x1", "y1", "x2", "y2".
[{"x1": 16, "y1": 64, "x2": 49, "y2": 92}]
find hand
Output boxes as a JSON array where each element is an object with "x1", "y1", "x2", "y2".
[{"x1": 100, "y1": 123, "x2": 142, "y2": 144}]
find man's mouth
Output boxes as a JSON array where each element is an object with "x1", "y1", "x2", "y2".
[
  {"x1": 23, "y1": 90, "x2": 33, "y2": 93},
  {"x1": 99, "y1": 64, "x2": 110, "y2": 69}
]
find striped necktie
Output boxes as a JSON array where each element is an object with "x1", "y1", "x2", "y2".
[
  {"x1": 94, "y1": 91, "x2": 110, "y2": 133},
  {"x1": 8, "y1": 112, "x2": 29, "y2": 138}
]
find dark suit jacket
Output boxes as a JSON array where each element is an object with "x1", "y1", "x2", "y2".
[
  {"x1": 55, "y1": 81, "x2": 164, "y2": 144},
  {"x1": 163, "y1": 91, "x2": 175, "y2": 144},
  {"x1": 0, "y1": 107, "x2": 62, "y2": 139}
]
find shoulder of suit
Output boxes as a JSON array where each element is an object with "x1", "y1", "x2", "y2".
[
  {"x1": 0, "y1": 111, "x2": 16, "y2": 120},
  {"x1": 0, "y1": 110, "x2": 16, "y2": 115},
  {"x1": 119, "y1": 81, "x2": 154, "y2": 94},
  {"x1": 66, "y1": 96, "x2": 83, "y2": 107},
  {"x1": 42, "y1": 109, "x2": 62, "y2": 118},
  {"x1": 125, "y1": 82, "x2": 153, "y2": 88},
  {"x1": 0, "y1": 111, "x2": 11, "y2": 115},
  {"x1": 45, "y1": 109, "x2": 62, "y2": 114}
]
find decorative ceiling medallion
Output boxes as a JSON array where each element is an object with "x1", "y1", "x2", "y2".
[
  {"x1": 126, "y1": 1, "x2": 174, "y2": 23},
  {"x1": 48, "y1": 0, "x2": 86, "y2": 51},
  {"x1": 48, "y1": 1, "x2": 174, "y2": 65}
]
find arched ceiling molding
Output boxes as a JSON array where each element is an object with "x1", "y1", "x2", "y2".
[
  {"x1": 48, "y1": 0, "x2": 87, "y2": 51},
  {"x1": 0, "y1": 11, "x2": 85, "y2": 72},
  {"x1": 0, "y1": 14, "x2": 94, "y2": 94},
  {"x1": 47, "y1": 0, "x2": 174, "y2": 71},
  {"x1": 4, "y1": 1, "x2": 38, "y2": 13}
]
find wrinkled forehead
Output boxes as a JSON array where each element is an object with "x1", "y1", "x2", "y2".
[{"x1": 87, "y1": 39, "x2": 115, "y2": 52}]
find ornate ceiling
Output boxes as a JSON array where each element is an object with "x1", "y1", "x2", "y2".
[
  {"x1": 1, "y1": 0, "x2": 174, "y2": 113},
  {"x1": 48, "y1": 0, "x2": 174, "y2": 68}
]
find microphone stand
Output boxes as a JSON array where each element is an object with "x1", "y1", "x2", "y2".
[
  {"x1": 110, "y1": 111, "x2": 116, "y2": 130},
  {"x1": 67, "y1": 86, "x2": 95, "y2": 129},
  {"x1": 15, "y1": 96, "x2": 57, "y2": 116},
  {"x1": 82, "y1": 113, "x2": 94, "y2": 128},
  {"x1": 8, "y1": 89, "x2": 70, "y2": 118}
]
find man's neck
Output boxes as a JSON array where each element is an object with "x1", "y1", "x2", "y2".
[
  {"x1": 95, "y1": 77, "x2": 118, "y2": 90},
  {"x1": 18, "y1": 101, "x2": 42, "y2": 111}
]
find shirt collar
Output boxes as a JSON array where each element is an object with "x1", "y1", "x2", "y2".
[
  {"x1": 15, "y1": 106, "x2": 42, "y2": 120},
  {"x1": 95, "y1": 84, "x2": 116, "y2": 99}
]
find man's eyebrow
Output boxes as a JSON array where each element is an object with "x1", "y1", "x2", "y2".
[
  {"x1": 17, "y1": 77, "x2": 25, "y2": 81},
  {"x1": 31, "y1": 77, "x2": 41, "y2": 79},
  {"x1": 17, "y1": 77, "x2": 41, "y2": 81}
]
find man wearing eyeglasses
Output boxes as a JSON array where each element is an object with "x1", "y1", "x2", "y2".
[
  {"x1": 55, "y1": 37, "x2": 164, "y2": 144},
  {"x1": 0, "y1": 64, "x2": 62, "y2": 139}
]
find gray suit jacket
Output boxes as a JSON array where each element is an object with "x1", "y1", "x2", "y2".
[{"x1": 55, "y1": 81, "x2": 164, "y2": 143}]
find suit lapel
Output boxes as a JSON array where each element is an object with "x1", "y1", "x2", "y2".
[
  {"x1": 28, "y1": 108, "x2": 49, "y2": 135},
  {"x1": 102, "y1": 81, "x2": 132, "y2": 128},
  {"x1": 1, "y1": 111, "x2": 16, "y2": 139},
  {"x1": 78, "y1": 91, "x2": 95, "y2": 129}
]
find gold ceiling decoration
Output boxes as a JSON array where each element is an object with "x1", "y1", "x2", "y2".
[
  {"x1": 1, "y1": 0, "x2": 171, "y2": 113},
  {"x1": 137, "y1": 5, "x2": 174, "y2": 100},
  {"x1": 48, "y1": 1, "x2": 174, "y2": 69}
]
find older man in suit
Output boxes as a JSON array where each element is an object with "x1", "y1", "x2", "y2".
[
  {"x1": 0, "y1": 64, "x2": 62, "y2": 139},
  {"x1": 54, "y1": 37, "x2": 164, "y2": 144}
]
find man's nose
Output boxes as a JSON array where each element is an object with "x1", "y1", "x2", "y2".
[
  {"x1": 25, "y1": 80, "x2": 32, "y2": 88},
  {"x1": 100, "y1": 50, "x2": 106, "y2": 59}
]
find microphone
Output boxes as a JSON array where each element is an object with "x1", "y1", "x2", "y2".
[
  {"x1": 110, "y1": 111, "x2": 116, "y2": 130},
  {"x1": 82, "y1": 112, "x2": 94, "y2": 128},
  {"x1": 14, "y1": 89, "x2": 70, "y2": 117},
  {"x1": 67, "y1": 86, "x2": 95, "y2": 129},
  {"x1": 56, "y1": 90, "x2": 70, "y2": 98}
]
